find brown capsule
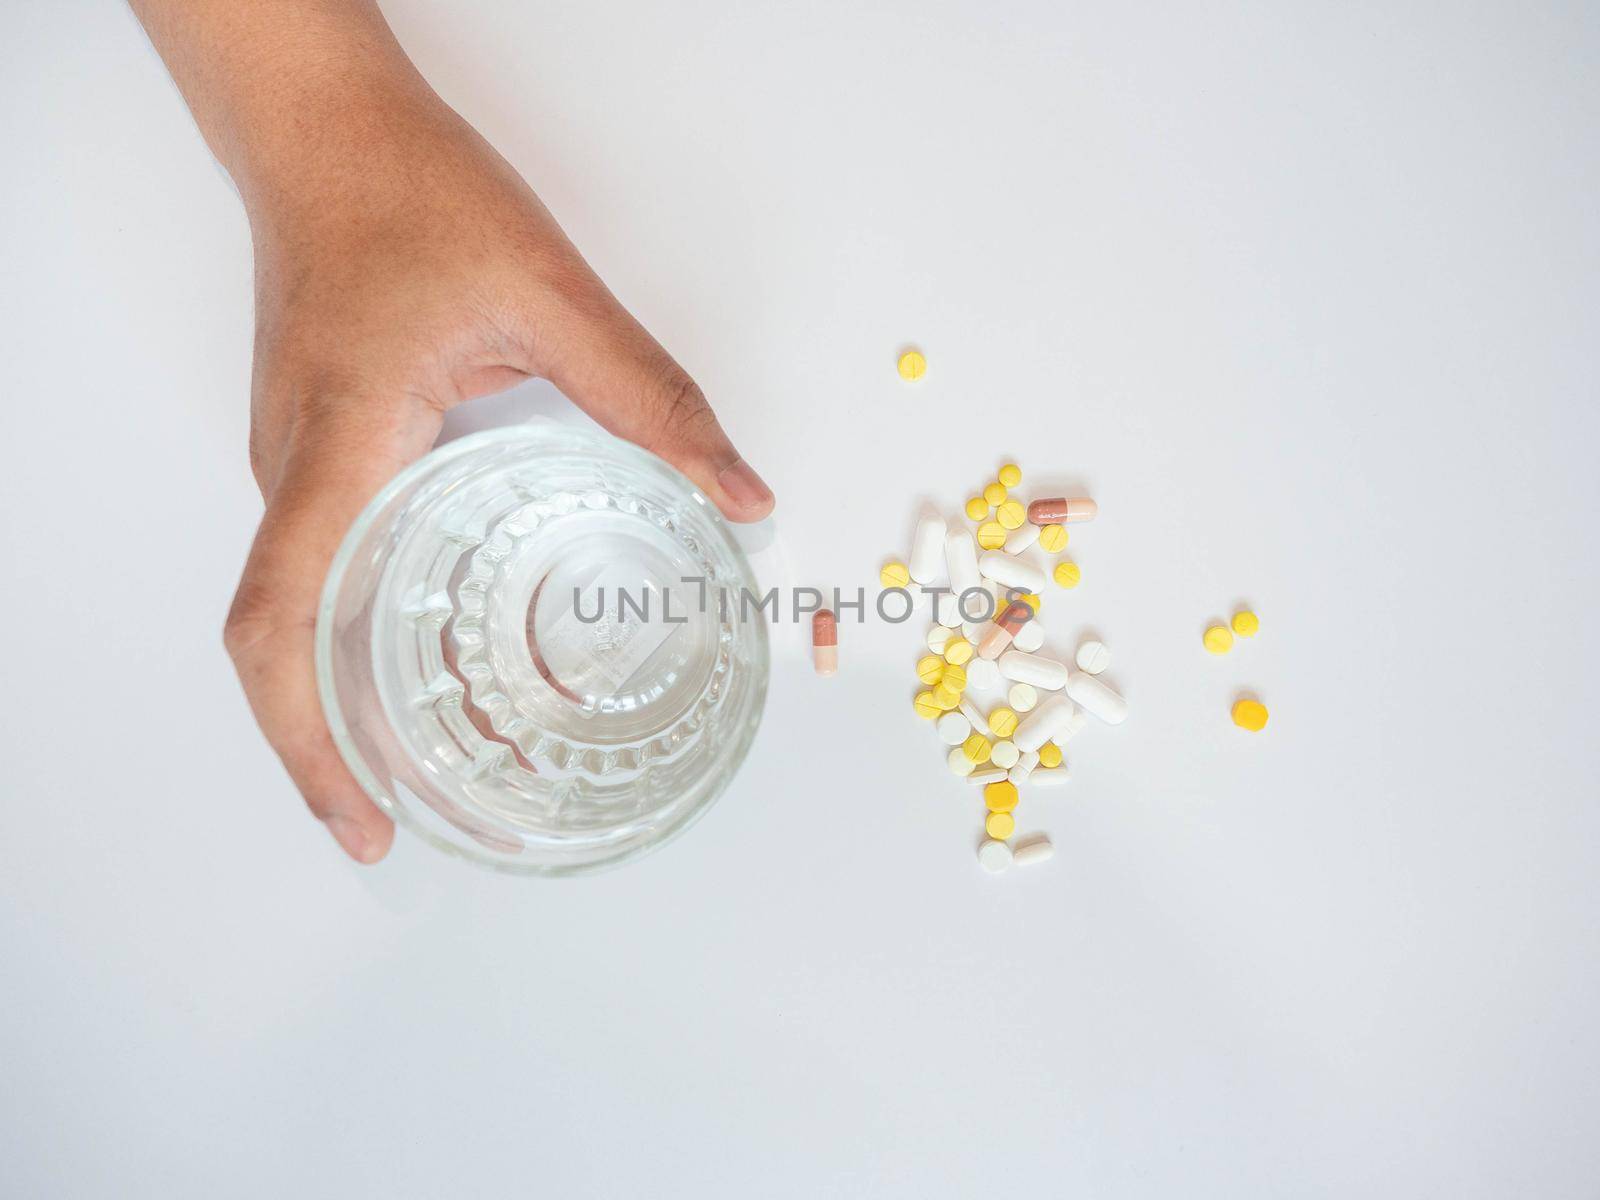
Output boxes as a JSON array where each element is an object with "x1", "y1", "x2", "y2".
[
  {"x1": 1027, "y1": 497, "x2": 1098, "y2": 526},
  {"x1": 977, "y1": 599, "x2": 1034, "y2": 660},
  {"x1": 812, "y1": 609, "x2": 838, "y2": 676}
]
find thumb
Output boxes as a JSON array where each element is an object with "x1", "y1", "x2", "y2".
[{"x1": 533, "y1": 296, "x2": 774, "y2": 522}]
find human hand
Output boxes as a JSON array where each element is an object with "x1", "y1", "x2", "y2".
[{"x1": 197, "y1": 44, "x2": 772, "y2": 862}]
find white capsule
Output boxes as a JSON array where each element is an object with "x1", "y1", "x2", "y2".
[
  {"x1": 947, "y1": 747, "x2": 976, "y2": 776},
  {"x1": 1066, "y1": 671, "x2": 1128, "y2": 725},
  {"x1": 967, "y1": 766, "x2": 1010, "y2": 786},
  {"x1": 936, "y1": 712, "x2": 971, "y2": 745},
  {"x1": 989, "y1": 740, "x2": 1020, "y2": 769},
  {"x1": 936, "y1": 592, "x2": 961, "y2": 628},
  {"x1": 997, "y1": 650, "x2": 1069, "y2": 690},
  {"x1": 1075, "y1": 640, "x2": 1111, "y2": 674},
  {"x1": 909, "y1": 506, "x2": 948, "y2": 585},
  {"x1": 1029, "y1": 766, "x2": 1071, "y2": 787},
  {"x1": 945, "y1": 527, "x2": 983, "y2": 601},
  {"x1": 1013, "y1": 837, "x2": 1055, "y2": 866},
  {"x1": 977, "y1": 839, "x2": 1013, "y2": 873},
  {"x1": 1014, "y1": 694, "x2": 1077, "y2": 752},
  {"x1": 926, "y1": 625, "x2": 953, "y2": 654},
  {"x1": 965, "y1": 657, "x2": 1002, "y2": 694},
  {"x1": 977, "y1": 551, "x2": 1046, "y2": 593},
  {"x1": 1012, "y1": 618, "x2": 1045, "y2": 653},
  {"x1": 958, "y1": 698, "x2": 987, "y2": 733},
  {"x1": 1003, "y1": 523, "x2": 1040, "y2": 555},
  {"x1": 1007, "y1": 683, "x2": 1038, "y2": 713},
  {"x1": 1009, "y1": 749, "x2": 1040, "y2": 782}
]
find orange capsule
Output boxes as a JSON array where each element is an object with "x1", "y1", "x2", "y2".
[
  {"x1": 812, "y1": 609, "x2": 838, "y2": 676},
  {"x1": 1027, "y1": 497, "x2": 1098, "y2": 525},
  {"x1": 977, "y1": 599, "x2": 1034, "y2": 661}
]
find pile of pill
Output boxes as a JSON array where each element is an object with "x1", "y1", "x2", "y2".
[{"x1": 880, "y1": 463, "x2": 1129, "y2": 875}]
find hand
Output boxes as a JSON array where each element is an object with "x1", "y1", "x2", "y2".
[{"x1": 216, "y1": 84, "x2": 773, "y2": 863}]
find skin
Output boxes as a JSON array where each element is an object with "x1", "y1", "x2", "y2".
[{"x1": 129, "y1": 0, "x2": 774, "y2": 863}]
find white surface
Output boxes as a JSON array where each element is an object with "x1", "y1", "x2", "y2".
[{"x1": 3, "y1": 2, "x2": 1599, "y2": 1197}]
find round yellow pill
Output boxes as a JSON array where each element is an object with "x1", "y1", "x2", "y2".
[
  {"x1": 996, "y1": 500, "x2": 1026, "y2": 530},
  {"x1": 1232, "y1": 610, "x2": 1260, "y2": 637},
  {"x1": 940, "y1": 663, "x2": 967, "y2": 692},
  {"x1": 1053, "y1": 561, "x2": 1081, "y2": 589},
  {"x1": 897, "y1": 350, "x2": 926, "y2": 381},
  {"x1": 1203, "y1": 625, "x2": 1234, "y2": 655},
  {"x1": 976, "y1": 521, "x2": 1007, "y2": 550},
  {"x1": 998, "y1": 463, "x2": 1022, "y2": 488},
  {"x1": 983, "y1": 482, "x2": 1007, "y2": 507},
  {"x1": 913, "y1": 691, "x2": 941, "y2": 719},
  {"x1": 965, "y1": 496, "x2": 989, "y2": 521},
  {"x1": 987, "y1": 706, "x2": 1019, "y2": 738},
  {"x1": 915, "y1": 655, "x2": 946, "y2": 685},
  {"x1": 944, "y1": 637, "x2": 974, "y2": 666},
  {"x1": 985, "y1": 811, "x2": 1016, "y2": 840},
  {"x1": 1037, "y1": 742, "x2": 1062, "y2": 769},
  {"x1": 1016, "y1": 592, "x2": 1041, "y2": 614},
  {"x1": 1232, "y1": 698, "x2": 1269, "y2": 731},
  {"x1": 984, "y1": 780, "x2": 1019, "y2": 813},
  {"x1": 1037, "y1": 524, "x2": 1068, "y2": 553},
  {"x1": 962, "y1": 733, "x2": 992, "y2": 765},
  {"x1": 933, "y1": 682, "x2": 962, "y2": 710},
  {"x1": 880, "y1": 561, "x2": 910, "y2": 589}
]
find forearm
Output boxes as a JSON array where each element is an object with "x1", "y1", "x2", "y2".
[{"x1": 128, "y1": 0, "x2": 451, "y2": 221}]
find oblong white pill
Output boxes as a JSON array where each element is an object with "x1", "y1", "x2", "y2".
[
  {"x1": 1029, "y1": 767, "x2": 1071, "y2": 787},
  {"x1": 936, "y1": 712, "x2": 971, "y2": 745},
  {"x1": 997, "y1": 650, "x2": 1069, "y2": 690},
  {"x1": 1013, "y1": 619, "x2": 1045, "y2": 653},
  {"x1": 978, "y1": 839, "x2": 1013, "y2": 873},
  {"x1": 967, "y1": 766, "x2": 1010, "y2": 785},
  {"x1": 1066, "y1": 671, "x2": 1128, "y2": 725},
  {"x1": 1013, "y1": 837, "x2": 1055, "y2": 866},
  {"x1": 990, "y1": 740, "x2": 1020, "y2": 769},
  {"x1": 947, "y1": 747, "x2": 976, "y2": 776},
  {"x1": 957, "y1": 698, "x2": 987, "y2": 733},
  {"x1": 945, "y1": 527, "x2": 982, "y2": 598},
  {"x1": 926, "y1": 625, "x2": 953, "y2": 654},
  {"x1": 965, "y1": 657, "x2": 1002, "y2": 693},
  {"x1": 1003, "y1": 523, "x2": 1040, "y2": 555},
  {"x1": 936, "y1": 592, "x2": 960, "y2": 628},
  {"x1": 977, "y1": 551, "x2": 1045, "y2": 593},
  {"x1": 1013, "y1": 695, "x2": 1077, "y2": 752},
  {"x1": 909, "y1": 507, "x2": 947, "y2": 585},
  {"x1": 1009, "y1": 749, "x2": 1040, "y2": 782},
  {"x1": 1075, "y1": 640, "x2": 1111, "y2": 674},
  {"x1": 1007, "y1": 682, "x2": 1038, "y2": 713}
]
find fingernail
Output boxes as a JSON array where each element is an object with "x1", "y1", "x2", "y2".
[
  {"x1": 325, "y1": 816, "x2": 379, "y2": 863},
  {"x1": 717, "y1": 458, "x2": 773, "y2": 514}
]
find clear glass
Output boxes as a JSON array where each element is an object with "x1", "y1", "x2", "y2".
[{"x1": 315, "y1": 422, "x2": 770, "y2": 875}]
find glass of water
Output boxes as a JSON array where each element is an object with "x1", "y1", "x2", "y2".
[{"x1": 315, "y1": 421, "x2": 770, "y2": 875}]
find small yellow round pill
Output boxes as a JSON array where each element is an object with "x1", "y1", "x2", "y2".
[
  {"x1": 1232, "y1": 610, "x2": 1260, "y2": 637},
  {"x1": 964, "y1": 496, "x2": 989, "y2": 521},
  {"x1": 962, "y1": 733, "x2": 992, "y2": 765},
  {"x1": 879, "y1": 560, "x2": 910, "y2": 589},
  {"x1": 1037, "y1": 524, "x2": 1068, "y2": 553},
  {"x1": 988, "y1": 706, "x2": 1019, "y2": 738},
  {"x1": 996, "y1": 500, "x2": 1026, "y2": 530},
  {"x1": 1203, "y1": 625, "x2": 1234, "y2": 654},
  {"x1": 934, "y1": 682, "x2": 962, "y2": 710},
  {"x1": 985, "y1": 811, "x2": 1016, "y2": 840},
  {"x1": 984, "y1": 780, "x2": 1019, "y2": 813},
  {"x1": 915, "y1": 655, "x2": 946, "y2": 685},
  {"x1": 1053, "y1": 561, "x2": 1081, "y2": 589},
  {"x1": 1015, "y1": 592, "x2": 1041, "y2": 614},
  {"x1": 998, "y1": 463, "x2": 1022, "y2": 488},
  {"x1": 913, "y1": 691, "x2": 941, "y2": 719},
  {"x1": 1037, "y1": 742, "x2": 1062, "y2": 769},
  {"x1": 940, "y1": 663, "x2": 967, "y2": 692},
  {"x1": 983, "y1": 482, "x2": 1007, "y2": 507},
  {"x1": 976, "y1": 521, "x2": 1006, "y2": 550},
  {"x1": 944, "y1": 637, "x2": 974, "y2": 666},
  {"x1": 1232, "y1": 698, "x2": 1269, "y2": 731},
  {"x1": 897, "y1": 350, "x2": 926, "y2": 381}
]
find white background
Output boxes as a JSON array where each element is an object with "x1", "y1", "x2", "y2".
[{"x1": 3, "y1": 2, "x2": 1598, "y2": 1196}]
